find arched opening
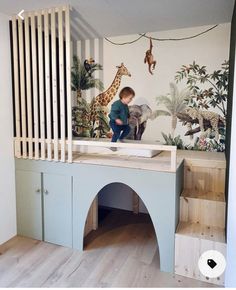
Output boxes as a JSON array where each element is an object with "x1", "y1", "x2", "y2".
[{"x1": 82, "y1": 182, "x2": 160, "y2": 268}]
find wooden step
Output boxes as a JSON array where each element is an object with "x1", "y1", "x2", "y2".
[
  {"x1": 177, "y1": 150, "x2": 226, "y2": 193},
  {"x1": 176, "y1": 221, "x2": 225, "y2": 242},
  {"x1": 175, "y1": 221, "x2": 226, "y2": 286},
  {"x1": 180, "y1": 190, "x2": 226, "y2": 228},
  {"x1": 181, "y1": 188, "x2": 225, "y2": 201}
]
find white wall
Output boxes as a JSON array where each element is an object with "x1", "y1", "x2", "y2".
[{"x1": 0, "y1": 13, "x2": 17, "y2": 245}]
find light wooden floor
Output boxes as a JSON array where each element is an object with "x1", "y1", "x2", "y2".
[{"x1": 0, "y1": 208, "x2": 217, "y2": 288}]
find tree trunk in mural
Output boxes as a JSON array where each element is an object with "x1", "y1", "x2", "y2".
[
  {"x1": 77, "y1": 89, "x2": 82, "y2": 104},
  {"x1": 171, "y1": 115, "x2": 177, "y2": 138}
]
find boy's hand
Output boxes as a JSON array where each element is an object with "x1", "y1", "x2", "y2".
[{"x1": 115, "y1": 119, "x2": 123, "y2": 125}]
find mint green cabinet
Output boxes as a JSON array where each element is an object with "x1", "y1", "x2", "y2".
[
  {"x1": 16, "y1": 170, "x2": 72, "y2": 248},
  {"x1": 16, "y1": 170, "x2": 42, "y2": 240},
  {"x1": 43, "y1": 173, "x2": 72, "y2": 247}
]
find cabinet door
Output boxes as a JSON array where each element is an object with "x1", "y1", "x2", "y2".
[
  {"x1": 16, "y1": 170, "x2": 42, "y2": 240},
  {"x1": 43, "y1": 173, "x2": 72, "y2": 247}
]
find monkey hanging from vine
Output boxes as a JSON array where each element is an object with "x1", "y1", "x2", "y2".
[{"x1": 144, "y1": 38, "x2": 157, "y2": 75}]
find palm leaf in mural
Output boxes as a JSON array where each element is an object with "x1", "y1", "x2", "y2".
[
  {"x1": 161, "y1": 132, "x2": 185, "y2": 149},
  {"x1": 175, "y1": 60, "x2": 229, "y2": 117},
  {"x1": 71, "y1": 55, "x2": 104, "y2": 102},
  {"x1": 152, "y1": 82, "x2": 190, "y2": 137}
]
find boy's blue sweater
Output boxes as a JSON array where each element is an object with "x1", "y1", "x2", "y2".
[{"x1": 109, "y1": 100, "x2": 130, "y2": 125}]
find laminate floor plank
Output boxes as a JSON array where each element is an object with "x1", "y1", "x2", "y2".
[{"x1": 0, "y1": 209, "x2": 216, "y2": 288}]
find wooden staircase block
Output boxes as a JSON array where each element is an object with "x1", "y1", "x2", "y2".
[
  {"x1": 176, "y1": 221, "x2": 225, "y2": 242},
  {"x1": 180, "y1": 190, "x2": 226, "y2": 228},
  {"x1": 181, "y1": 188, "x2": 225, "y2": 201},
  {"x1": 175, "y1": 221, "x2": 226, "y2": 286}
]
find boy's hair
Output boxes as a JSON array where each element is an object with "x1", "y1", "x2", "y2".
[{"x1": 119, "y1": 87, "x2": 135, "y2": 99}]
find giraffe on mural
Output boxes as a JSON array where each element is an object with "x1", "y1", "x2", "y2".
[{"x1": 90, "y1": 63, "x2": 131, "y2": 137}]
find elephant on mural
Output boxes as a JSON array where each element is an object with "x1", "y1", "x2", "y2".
[{"x1": 126, "y1": 104, "x2": 153, "y2": 140}]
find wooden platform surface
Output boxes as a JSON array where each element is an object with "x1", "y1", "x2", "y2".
[
  {"x1": 176, "y1": 221, "x2": 226, "y2": 243},
  {"x1": 73, "y1": 151, "x2": 183, "y2": 173},
  {"x1": 72, "y1": 149, "x2": 226, "y2": 173},
  {"x1": 177, "y1": 150, "x2": 226, "y2": 168}
]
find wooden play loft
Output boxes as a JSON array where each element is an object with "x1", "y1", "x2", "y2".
[{"x1": 10, "y1": 5, "x2": 227, "y2": 286}]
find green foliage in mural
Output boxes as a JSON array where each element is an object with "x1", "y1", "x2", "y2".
[
  {"x1": 175, "y1": 60, "x2": 229, "y2": 117},
  {"x1": 173, "y1": 60, "x2": 228, "y2": 151},
  {"x1": 153, "y1": 82, "x2": 190, "y2": 137},
  {"x1": 72, "y1": 98, "x2": 91, "y2": 137},
  {"x1": 71, "y1": 55, "x2": 104, "y2": 102},
  {"x1": 90, "y1": 105, "x2": 111, "y2": 138},
  {"x1": 192, "y1": 137, "x2": 225, "y2": 152},
  {"x1": 71, "y1": 56, "x2": 110, "y2": 138},
  {"x1": 161, "y1": 133, "x2": 186, "y2": 149}
]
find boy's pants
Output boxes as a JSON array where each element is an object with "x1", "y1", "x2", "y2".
[{"x1": 109, "y1": 120, "x2": 130, "y2": 142}]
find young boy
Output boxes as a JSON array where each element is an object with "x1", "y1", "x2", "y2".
[{"x1": 109, "y1": 87, "x2": 135, "y2": 144}]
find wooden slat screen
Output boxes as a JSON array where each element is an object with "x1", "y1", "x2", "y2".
[{"x1": 11, "y1": 6, "x2": 72, "y2": 162}]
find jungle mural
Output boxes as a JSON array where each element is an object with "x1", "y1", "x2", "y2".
[
  {"x1": 175, "y1": 61, "x2": 228, "y2": 151},
  {"x1": 71, "y1": 56, "x2": 228, "y2": 152}
]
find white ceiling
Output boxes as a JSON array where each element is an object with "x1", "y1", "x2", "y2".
[{"x1": 0, "y1": 0, "x2": 234, "y2": 37}]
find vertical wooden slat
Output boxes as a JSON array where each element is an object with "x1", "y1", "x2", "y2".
[
  {"x1": 58, "y1": 8, "x2": 65, "y2": 162},
  {"x1": 44, "y1": 11, "x2": 52, "y2": 161},
  {"x1": 94, "y1": 38, "x2": 99, "y2": 98},
  {"x1": 85, "y1": 39, "x2": 90, "y2": 101},
  {"x1": 51, "y1": 8, "x2": 59, "y2": 161},
  {"x1": 12, "y1": 16, "x2": 21, "y2": 158},
  {"x1": 18, "y1": 17, "x2": 27, "y2": 158},
  {"x1": 24, "y1": 13, "x2": 33, "y2": 159},
  {"x1": 30, "y1": 13, "x2": 39, "y2": 159},
  {"x1": 76, "y1": 40, "x2": 82, "y2": 105},
  {"x1": 65, "y1": 6, "x2": 72, "y2": 163},
  {"x1": 90, "y1": 38, "x2": 95, "y2": 103},
  {"x1": 37, "y1": 12, "x2": 46, "y2": 160},
  {"x1": 81, "y1": 40, "x2": 86, "y2": 99},
  {"x1": 98, "y1": 38, "x2": 104, "y2": 86}
]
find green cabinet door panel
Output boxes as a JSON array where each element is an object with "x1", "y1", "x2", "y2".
[
  {"x1": 16, "y1": 170, "x2": 42, "y2": 240},
  {"x1": 43, "y1": 173, "x2": 72, "y2": 248}
]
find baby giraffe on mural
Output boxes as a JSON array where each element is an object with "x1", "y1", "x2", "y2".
[{"x1": 90, "y1": 63, "x2": 131, "y2": 137}]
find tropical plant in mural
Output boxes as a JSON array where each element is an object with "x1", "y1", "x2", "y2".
[
  {"x1": 71, "y1": 55, "x2": 104, "y2": 102},
  {"x1": 90, "y1": 104, "x2": 111, "y2": 138},
  {"x1": 152, "y1": 82, "x2": 190, "y2": 137},
  {"x1": 72, "y1": 99, "x2": 91, "y2": 137},
  {"x1": 71, "y1": 55, "x2": 109, "y2": 137},
  {"x1": 161, "y1": 133, "x2": 186, "y2": 149},
  {"x1": 175, "y1": 60, "x2": 228, "y2": 116},
  {"x1": 152, "y1": 62, "x2": 228, "y2": 152},
  {"x1": 174, "y1": 60, "x2": 228, "y2": 151}
]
